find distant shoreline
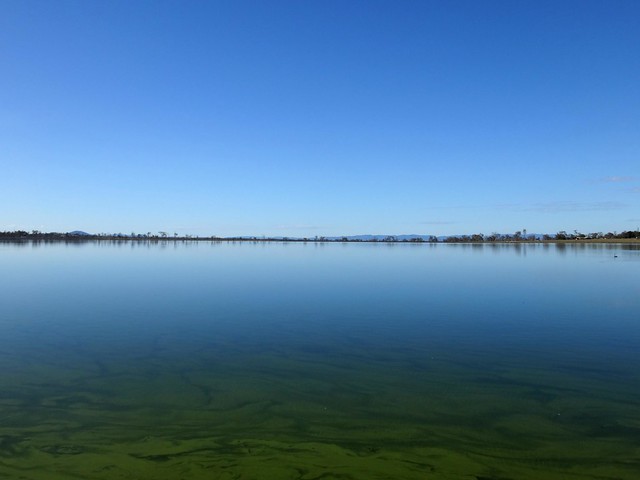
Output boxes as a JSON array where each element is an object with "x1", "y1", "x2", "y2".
[
  {"x1": 1, "y1": 235, "x2": 639, "y2": 244},
  {"x1": 3, "y1": 229, "x2": 640, "y2": 244}
]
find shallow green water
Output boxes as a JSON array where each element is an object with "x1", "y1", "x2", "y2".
[{"x1": 1, "y1": 241, "x2": 639, "y2": 479}]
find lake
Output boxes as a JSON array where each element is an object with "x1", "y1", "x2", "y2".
[{"x1": 1, "y1": 240, "x2": 639, "y2": 479}]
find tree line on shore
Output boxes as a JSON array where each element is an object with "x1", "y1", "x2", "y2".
[{"x1": 1, "y1": 229, "x2": 639, "y2": 242}]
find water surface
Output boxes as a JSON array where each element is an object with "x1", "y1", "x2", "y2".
[{"x1": 1, "y1": 241, "x2": 639, "y2": 479}]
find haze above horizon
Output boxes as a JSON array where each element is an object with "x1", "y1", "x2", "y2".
[{"x1": 2, "y1": 0, "x2": 639, "y2": 237}]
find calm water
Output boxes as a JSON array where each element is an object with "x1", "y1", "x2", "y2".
[{"x1": 1, "y1": 241, "x2": 639, "y2": 479}]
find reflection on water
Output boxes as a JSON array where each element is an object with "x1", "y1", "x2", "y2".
[{"x1": 0, "y1": 241, "x2": 639, "y2": 479}]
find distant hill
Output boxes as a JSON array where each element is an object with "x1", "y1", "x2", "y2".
[
  {"x1": 437, "y1": 233, "x2": 545, "y2": 241},
  {"x1": 326, "y1": 234, "x2": 435, "y2": 241},
  {"x1": 67, "y1": 230, "x2": 91, "y2": 236}
]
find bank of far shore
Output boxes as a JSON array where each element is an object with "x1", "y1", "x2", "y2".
[
  {"x1": 550, "y1": 237, "x2": 640, "y2": 243},
  {"x1": 1, "y1": 231, "x2": 639, "y2": 245}
]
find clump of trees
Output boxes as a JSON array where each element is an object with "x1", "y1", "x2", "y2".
[
  {"x1": 548, "y1": 230, "x2": 640, "y2": 241},
  {"x1": 0, "y1": 230, "x2": 220, "y2": 241},
  {"x1": 0, "y1": 230, "x2": 69, "y2": 239}
]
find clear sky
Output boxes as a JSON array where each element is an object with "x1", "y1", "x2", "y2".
[{"x1": 2, "y1": 0, "x2": 639, "y2": 237}]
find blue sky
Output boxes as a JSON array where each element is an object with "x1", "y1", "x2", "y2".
[{"x1": 2, "y1": 0, "x2": 639, "y2": 236}]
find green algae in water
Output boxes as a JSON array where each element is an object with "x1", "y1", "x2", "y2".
[
  {"x1": 1, "y1": 241, "x2": 640, "y2": 479},
  {"x1": 2, "y1": 329, "x2": 640, "y2": 480}
]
